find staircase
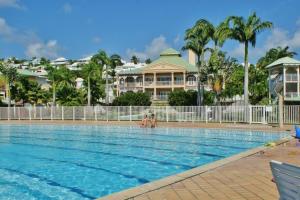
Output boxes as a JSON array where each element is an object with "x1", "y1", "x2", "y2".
[{"x1": 151, "y1": 100, "x2": 169, "y2": 106}]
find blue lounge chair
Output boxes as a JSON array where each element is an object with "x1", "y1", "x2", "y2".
[
  {"x1": 295, "y1": 126, "x2": 300, "y2": 139},
  {"x1": 270, "y1": 160, "x2": 300, "y2": 200}
]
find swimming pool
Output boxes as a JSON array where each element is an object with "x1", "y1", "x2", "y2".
[{"x1": 0, "y1": 124, "x2": 289, "y2": 199}]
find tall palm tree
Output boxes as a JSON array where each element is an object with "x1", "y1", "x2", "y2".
[
  {"x1": 92, "y1": 50, "x2": 110, "y2": 104},
  {"x1": 0, "y1": 62, "x2": 18, "y2": 107},
  {"x1": 45, "y1": 65, "x2": 60, "y2": 106},
  {"x1": 109, "y1": 54, "x2": 122, "y2": 90},
  {"x1": 82, "y1": 62, "x2": 99, "y2": 106},
  {"x1": 257, "y1": 46, "x2": 297, "y2": 69},
  {"x1": 223, "y1": 12, "x2": 273, "y2": 105},
  {"x1": 183, "y1": 19, "x2": 214, "y2": 105}
]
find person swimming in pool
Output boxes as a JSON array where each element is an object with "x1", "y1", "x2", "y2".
[
  {"x1": 150, "y1": 113, "x2": 157, "y2": 128},
  {"x1": 140, "y1": 115, "x2": 148, "y2": 128}
]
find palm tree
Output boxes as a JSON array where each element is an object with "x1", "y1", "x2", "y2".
[
  {"x1": 109, "y1": 54, "x2": 122, "y2": 89},
  {"x1": 183, "y1": 19, "x2": 214, "y2": 105},
  {"x1": 82, "y1": 62, "x2": 99, "y2": 106},
  {"x1": 257, "y1": 46, "x2": 297, "y2": 69},
  {"x1": 223, "y1": 12, "x2": 273, "y2": 105},
  {"x1": 0, "y1": 62, "x2": 18, "y2": 107},
  {"x1": 131, "y1": 55, "x2": 139, "y2": 64},
  {"x1": 92, "y1": 50, "x2": 110, "y2": 104},
  {"x1": 206, "y1": 50, "x2": 237, "y2": 104},
  {"x1": 45, "y1": 65, "x2": 59, "y2": 106}
]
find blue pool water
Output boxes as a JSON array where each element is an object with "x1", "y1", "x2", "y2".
[{"x1": 0, "y1": 125, "x2": 289, "y2": 199}]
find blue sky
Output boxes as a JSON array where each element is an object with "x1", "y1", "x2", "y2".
[{"x1": 0, "y1": 0, "x2": 300, "y2": 62}]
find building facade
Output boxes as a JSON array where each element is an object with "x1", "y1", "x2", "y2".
[
  {"x1": 116, "y1": 48, "x2": 198, "y2": 101},
  {"x1": 267, "y1": 57, "x2": 300, "y2": 103}
]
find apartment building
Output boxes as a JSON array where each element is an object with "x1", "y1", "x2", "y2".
[{"x1": 116, "y1": 48, "x2": 198, "y2": 101}]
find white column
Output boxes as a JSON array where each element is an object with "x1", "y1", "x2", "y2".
[
  {"x1": 154, "y1": 73, "x2": 157, "y2": 100},
  {"x1": 171, "y1": 72, "x2": 174, "y2": 91},
  {"x1": 142, "y1": 74, "x2": 145, "y2": 92},
  {"x1": 183, "y1": 72, "x2": 186, "y2": 90},
  {"x1": 297, "y1": 67, "x2": 300, "y2": 97},
  {"x1": 283, "y1": 67, "x2": 286, "y2": 97}
]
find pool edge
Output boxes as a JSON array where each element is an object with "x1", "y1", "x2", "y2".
[{"x1": 96, "y1": 137, "x2": 291, "y2": 200}]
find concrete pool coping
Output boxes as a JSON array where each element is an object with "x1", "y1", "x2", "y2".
[{"x1": 96, "y1": 138, "x2": 291, "y2": 200}]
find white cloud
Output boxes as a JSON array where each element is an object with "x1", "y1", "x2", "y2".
[
  {"x1": 0, "y1": 17, "x2": 61, "y2": 58},
  {"x1": 92, "y1": 36, "x2": 101, "y2": 44},
  {"x1": 228, "y1": 22, "x2": 300, "y2": 62},
  {"x1": 25, "y1": 40, "x2": 60, "y2": 58},
  {"x1": 173, "y1": 34, "x2": 180, "y2": 44},
  {"x1": 63, "y1": 3, "x2": 72, "y2": 14},
  {"x1": 0, "y1": 0, "x2": 23, "y2": 9},
  {"x1": 126, "y1": 35, "x2": 170, "y2": 61}
]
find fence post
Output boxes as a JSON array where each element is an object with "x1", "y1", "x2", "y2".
[
  {"x1": 118, "y1": 106, "x2": 120, "y2": 121},
  {"x1": 166, "y1": 106, "x2": 169, "y2": 122},
  {"x1": 62, "y1": 106, "x2": 64, "y2": 120},
  {"x1": 40, "y1": 107, "x2": 42, "y2": 120},
  {"x1": 13, "y1": 106, "x2": 16, "y2": 119},
  {"x1": 83, "y1": 106, "x2": 86, "y2": 121},
  {"x1": 130, "y1": 106, "x2": 132, "y2": 122},
  {"x1": 219, "y1": 106, "x2": 222, "y2": 124},
  {"x1": 73, "y1": 106, "x2": 75, "y2": 121},
  {"x1": 7, "y1": 107, "x2": 10, "y2": 120},
  {"x1": 51, "y1": 106, "x2": 53, "y2": 121},
  {"x1": 106, "y1": 106, "x2": 109, "y2": 122},
  {"x1": 263, "y1": 106, "x2": 266, "y2": 124},
  {"x1": 94, "y1": 106, "x2": 97, "y2": 121},
  {"x1": 249, "y1": 105, "x2": 252, "y2": 124},
  {"x1": 18, "y1": 107, "x2": 20, "y2": 120},
  {"x1": 29, "y1": 106, "x2": 32, "y2": 121},
  {"x1": 34, "y1": 104, "x2": 36, "y2": 119},
  {"x1": 205, "y1": 106, "x2": 208, "y2": 123}
]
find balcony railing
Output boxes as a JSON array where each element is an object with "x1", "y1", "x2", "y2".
[
  {"x1": 144, "y1": 81, "x2": 154, "y2": 86},
  {"x1": 156, "y1": 94, "x2": 169, "y2": 100},
  {"x1": 174, "y1": 80, "x2": 184, "y2": 85},
  {"x1": 286, "y1": 74, "x2": 298, "y2": 82},
  {"x1": 156, "y1": 81, "x2": 171, "y2": 86}
]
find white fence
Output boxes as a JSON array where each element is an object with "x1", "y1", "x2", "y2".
[{"x1": 0, "y1": 105, "x2": 296, "y2": 124}]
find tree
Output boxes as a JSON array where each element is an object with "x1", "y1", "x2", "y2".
[
  {"x1": 92, "y1": 50, "x2": 109, "y2": 104},
  {"x1": 109, "y1": 54, "x2": 123, "y2": 89},
  {"x1": 223, "y1": 12, "x2": 273, "y2": 105},
  {"x1": 0, "y1": 62, "x2": 18, "y2": 107},
  {"x1": 82, "y1": 62, "x2": 99, "y2": 106},
  {"x1": 145, "y1": 58, "x2": 152, "y2": 64},
  {"x1": 205, "y1": 50, "x2": 238, "y2": 104},
  {"x1": 183, "y1": 19, "x2": 214, "y2": 106},
  {"x1": 92, "y1": 50, "x2": 122, "y2": 105},
  {"x1": 249, "y1": 46, "x2": 296, "y2": 105},
  {"x1": 112, "y1": 92, "x2": 151, "y2": 106},
  {"x1": 131, "y1": 55, "x2": 139, "y2": 64},
  {"x1": 46, "y1": 65, "x2": 76, "y2": 106},
  {"x1": 45, "y1": 66, "x2": 60, "y2": 105},
  {"x1": 256, "y1": 46, "x2": 297, "y2": 69},
  {"x1": 168, "y1": 90, "x2": 197, "y2": 106}
]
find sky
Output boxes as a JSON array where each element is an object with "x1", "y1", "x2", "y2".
[{"x1": 0, "y1": 0, "x2": 300, "y2": 63}]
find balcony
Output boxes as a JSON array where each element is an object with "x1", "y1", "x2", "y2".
[
  {"x1": 174, "y1": 80, "x2": 184, "y2": 85},
  {"x1": 144, "y1": 81, "x2": 154, "y2": 86},
  {"x1": 286, "y1": 74, "x2": 298, "y2": 82},
  {"x1": 156, "y1": 94, "x2": 169, "y2": 100},
  {"x1": 156, "y1": 80, "x2": 171, "y2": 86}
]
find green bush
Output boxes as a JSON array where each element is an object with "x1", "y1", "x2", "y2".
[
  {"x1": 168, "y1": 90, "x2": 216, "y2": 106},
  {"x1": 112, "y1": 92, "x2": 151, "y2": 106},
  {"x1": 168, "y1": 90, "x2": 197, "y2": 106}
]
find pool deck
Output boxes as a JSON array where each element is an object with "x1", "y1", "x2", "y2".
[{"x1": 0, "y1": 120, "x2": 297, "y2": 200}]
